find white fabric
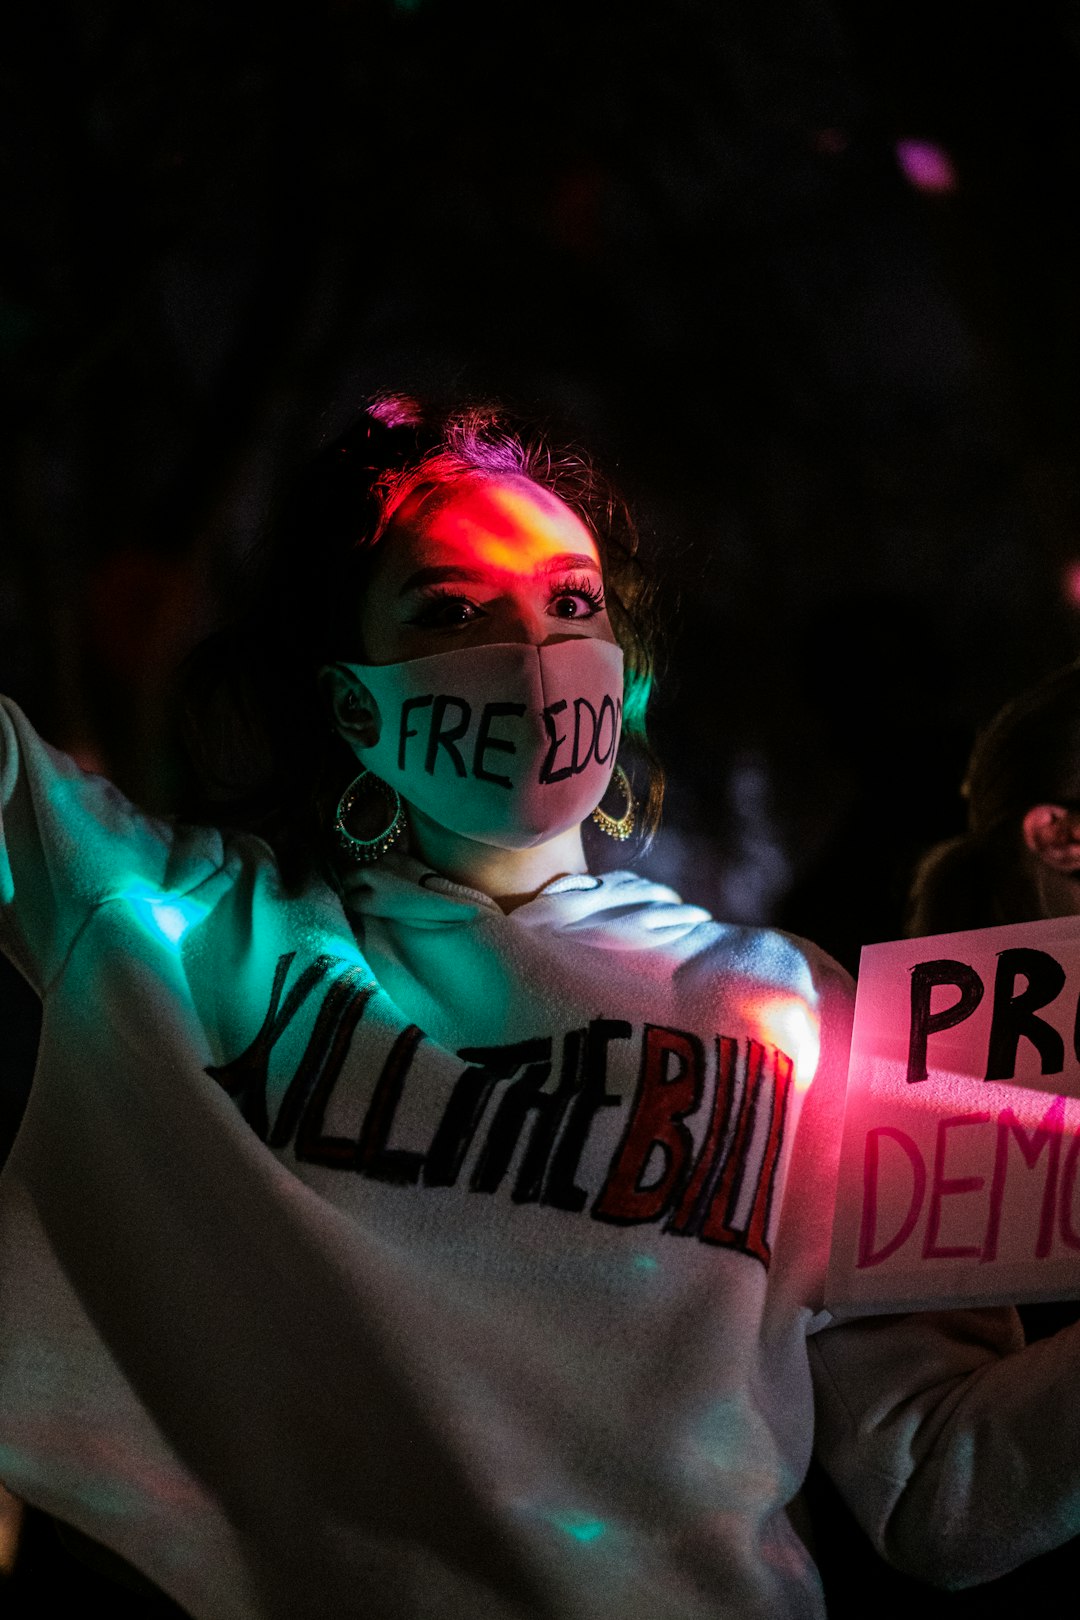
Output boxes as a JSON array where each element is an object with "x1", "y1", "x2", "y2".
[
  {"x1": 347, "y1": 638, "x2": 625, "y2": 847},
  {"x1": 0, "y1": 695, "x2": 1078, "y2": 1618}
]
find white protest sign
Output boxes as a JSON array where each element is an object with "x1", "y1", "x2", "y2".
[{"x1": 825, "y1": 913, "x2": 1080, "y2": 1315}]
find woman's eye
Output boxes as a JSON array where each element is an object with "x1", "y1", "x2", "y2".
[
  {"x1": 551, "y1": 595, "x2": 590, "y2": 618},
  {"x1": 409, "y1": 594, "x2": 483, "y2": 629},
  {"x1": 549, "y1": 577, "x2": 605, "y2": 619}
]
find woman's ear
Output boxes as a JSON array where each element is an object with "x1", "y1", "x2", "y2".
[
  {"x1": 1021, "y1": 804, "x2": 1080, "y2": 872},
  {"x1": 318, "y1": 664, "x2": 381, "y2": 752}
]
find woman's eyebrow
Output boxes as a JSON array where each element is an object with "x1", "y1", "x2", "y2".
[
  {"x1": 397, "y1": 565, "x2": 487, "y2": 594},
  {"x1": 397, "y1": 554, "x2": 600, "y2": 595},
  {"x1": 538, "y1": 552, "x2": 602, "y2": 575}
]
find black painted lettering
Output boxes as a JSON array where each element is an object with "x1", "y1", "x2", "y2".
[
  {"x1": 543, "y1": 1021, "x2": 628, "y2": 1212},
  {"x1": 986, "y1": 947, "x2": 1066, "y2": 1081},
  {"x1": 509, "y1": 1050, "x2": 580, "y2": 1205},
  {"x1": 571, "y1": 697, "x2": 598, "y2": 774},
  {"x1": 907, "y1": 959, "x2": 985, "y2": 1084},
  {"x1": 425, "y1": 695, "x2": 471, "y2": 777},
  {"x1": 469, "y1": 1039, "x2": 567, "y2": 1197},
  {"x1": 428, "y1": 1041, "x2": 553, "y2": 1191},
  {"x1": 270, "y1": 965, "x2": 372, "y2": 1150},
  {"x1": 356, "y1": 1025, "x2": 426, "y2": 1184},
  {"x1": 473, "y1": 701, "x2": 524, "y2": 788},
  {"x1": 295, "y1": 981, "x2": 378, "y2": 1167},
  {"x1": 206, "y1": 951, "x2": 340, "y2": 1140},
  {"x1": 593, "y1": 694, "x2": 617, "y2": 767},
  {"x1": 423, "y1": 1058, "x2": 505, "y2": 1188},
  {"x1": 540, "y1": 699, "x2": 572, "y2": 783},
  {"x1": 399, "y1": 696, "x2": 434, "y2": 771}
]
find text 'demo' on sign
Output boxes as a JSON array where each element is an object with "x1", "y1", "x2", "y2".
[{"x1": 825, "y1": 915, "x2": 1080, "y2": 1314}]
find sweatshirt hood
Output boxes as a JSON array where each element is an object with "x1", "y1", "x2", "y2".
[{"x1": 340, "y1": 851, "x2": 716, "y2": 951}]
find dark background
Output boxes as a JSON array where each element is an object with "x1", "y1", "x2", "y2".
[{"x1": 3, "y1": 0, "x2": 1080, "y2": 1612}]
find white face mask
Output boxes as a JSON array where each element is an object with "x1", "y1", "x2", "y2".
[{"x1": 345, "y1": 639, "x2": 624, "y2": 849}]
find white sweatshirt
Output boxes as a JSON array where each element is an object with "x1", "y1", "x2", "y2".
[{"x1": 0, "y1": 695, "x2": 1077, "y2": 1619}]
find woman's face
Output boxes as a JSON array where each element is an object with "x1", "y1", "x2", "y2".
[
  {"x1": 325, "y1": 470, "x2": 626, "y2": 884},
  {"x1": 357, "y1": 472, "x2": 618, "y2": 665}
]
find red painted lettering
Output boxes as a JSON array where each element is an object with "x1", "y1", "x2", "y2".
[
  {"x1": 922, "y1": 1112, "x2": 992, "y2": 1260},
  {"x1": 666, "y1": 1036, "x2": 738, "y2": 1234},
  {"x1": 593, "y1": 1024, "x2": 704, "y2": 1224},
  {"x1": 981, "y1": 1095, "x2": 1065, "y2": 1262},
  {"x1": 743, "y1": 1049, "x2": 794, "y2": 1265},
  {"x1": 698, "y1": 1041, "x2": 767, "y2": 1247},
  {"x1": 857, "y1": 1127, "x2": 926, "y2": 1268},
  {"x1": 1060, "y1": 1131, "x2": 1080, "y2": 1251}
]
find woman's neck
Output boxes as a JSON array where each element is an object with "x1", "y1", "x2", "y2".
[{"x1": 404, "y1": 808, "x2": 588, "y2": 913}]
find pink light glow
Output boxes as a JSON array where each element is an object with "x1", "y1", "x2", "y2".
[
  {"x1": 751, "y1": 994, "x2": 821, "y2": 1091},
  {"x1": 895, "y1": 138, "x2": 958, "y2": 195},
  {"x1": 1064, "y1": 560, "x2": 1080, "y2": 609}
]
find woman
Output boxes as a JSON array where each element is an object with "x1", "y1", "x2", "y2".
[{"x1": 0, "y1": 395, "x2": 1079, "y2": 1619}]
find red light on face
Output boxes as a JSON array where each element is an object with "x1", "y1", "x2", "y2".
[
  {"x1": 360, "y1": 473, "x2": 615, "y2": 664},
  {"x1": 1063, "y1": 561, "x2": 1080, "y2": 609},
  {"x1": 415, "y1": 478, "x2": 600, "y2": 578},
  {"x1": 895, "y1": 138, "x2": 958, "y2": 195}
]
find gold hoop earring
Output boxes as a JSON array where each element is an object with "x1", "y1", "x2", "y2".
[
  {"x1": 334, "y1": 770, "x2": 406, "y2": 863},
  {"x1": 591, "y1": 764, "x2": 636, "y2": 841}
]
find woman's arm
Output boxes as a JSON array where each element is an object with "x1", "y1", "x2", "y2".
[
  {"x1": 811, "y1": 1303, "x2": 1080, "y2": 1587},
  {"x1": 0, "y1": 697, "x2": 223, "y2": 993},
  {"x1": 795, "y1": 946, "x2": 1080, "y2": 1589}
]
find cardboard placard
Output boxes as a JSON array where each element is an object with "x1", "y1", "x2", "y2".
[{"x1": 825, "y1": 914, "x2": 1080, "y2": 1315}]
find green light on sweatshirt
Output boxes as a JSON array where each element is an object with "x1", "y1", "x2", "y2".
[
  {"x1": 119, "y1": 880, "x2": 210, "y2": 951},
  {"x1": 551, "y1": 1513, "x2": 607, "y2": 1544}
]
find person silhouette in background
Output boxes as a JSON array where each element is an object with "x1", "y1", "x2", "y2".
[
  {"x1": 901, "y1": 658, "x2": 1080, "y2": 1613},
  {"x1": 909, "y1": 658, "x2": 1080, "y2": 938},
  {"x1": 909, "y1": 655, "x2": 1080, "y2": 1355}
]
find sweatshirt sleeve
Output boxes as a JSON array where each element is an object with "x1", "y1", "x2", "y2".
[
  {"x1": 810, "y1": 1304, "x2": 1080, "y2": 1586},
  {"x1": 766, "y1": 941, "x2": 858, "y2": 1317},
  {"x1": 0, "y1": 696, "x2": 225, "y2": 994}
]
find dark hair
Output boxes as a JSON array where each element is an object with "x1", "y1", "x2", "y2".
[
  {"x1": 176, "y1": 393, "x2": 664, "y2": 890},
  {"x1": 906, "y1": 659, "x2": 1080, "y2": 936}
]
